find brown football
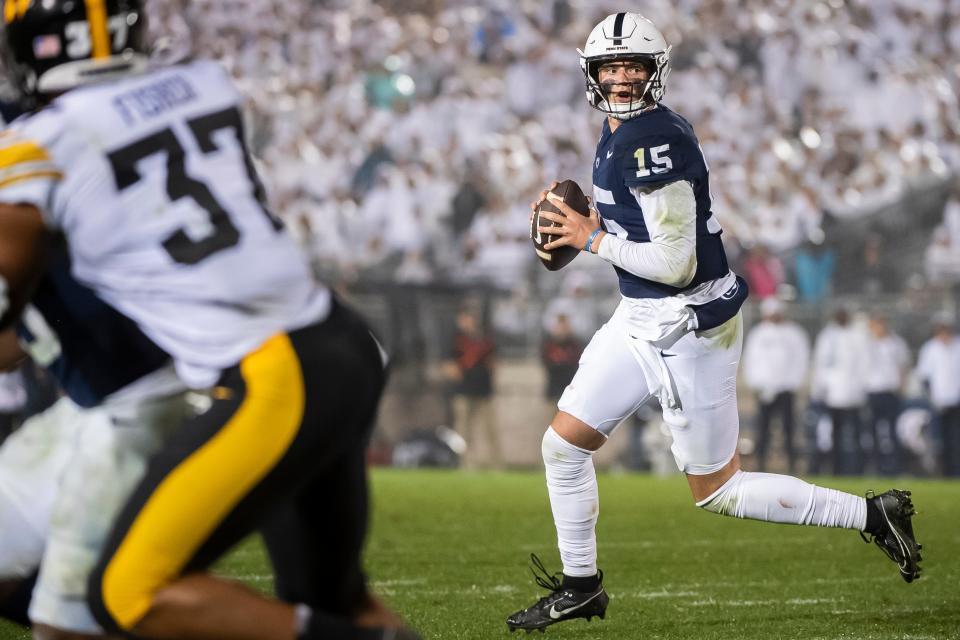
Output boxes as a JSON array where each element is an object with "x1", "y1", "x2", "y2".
[{"x1": 531, "y1": 179, "x2": 590, "y2": 271}]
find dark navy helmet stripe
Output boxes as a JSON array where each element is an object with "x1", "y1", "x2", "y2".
[{"x1": 612, "y1": 12, "x2": 625, "y2": 45}]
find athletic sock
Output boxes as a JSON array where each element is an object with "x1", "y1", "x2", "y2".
[
  {"x1": 562, "y1": 573, "x2": 601, "y2": 592},
  {"x1": 0, "y1": 570, "x2": 37, "y2": 626},
  {"x1": 864, "y1": 495, "x2": 884, "y2": 535},
  {"x1": 697, "y1": 470, "x2": 867, "y2": 530},
  {"x1": 542, "y1": 427, "x2": 599, "y2": 577}
]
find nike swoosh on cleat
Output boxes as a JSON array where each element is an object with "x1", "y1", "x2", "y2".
[
  {"x1": 879, "y1": 500, "x2": 915, "y2": 573},
  {"x1": 548, "y1": 591, "x2": 603, "y2": 620}
]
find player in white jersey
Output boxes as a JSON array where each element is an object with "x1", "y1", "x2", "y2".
[
  {"x1": 506, "y1": 13, "x2": 922, "y2": 633},
  {"x1": 0, "y1": 2, "x2": 415, "y2": 640}
]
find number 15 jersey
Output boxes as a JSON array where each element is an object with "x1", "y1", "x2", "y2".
[{"x1": 0, "y1": 60, "x2": 330, "y2": 388}]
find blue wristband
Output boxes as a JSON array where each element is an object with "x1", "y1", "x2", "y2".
[{"x1": 583, "y1": 228, "x2": 603, "y2": 253}]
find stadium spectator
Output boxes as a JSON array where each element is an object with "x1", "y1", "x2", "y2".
[
  {"x1": 794, "y1": 240, "x2": 835, "y2": 303},
  {"x1": 864, "y1": 315, "x2": 911, "y2": 475},
  {"x1": 540, "y1": 314, "x2": 584, "y2": 402},
  {"x1": 457, "y1": 194, "x2": 532, "y2": 290},
  {"x1": 542, "y1": 270, "x2": 599, "y2": 342},
  {"x1": 916, "y1": 319, "x2": 960, "y2": 477},
  {"x1": 741, "y1": 245, "x2": 784, "y2": 299},
  {"x1": 855, "y1": 234, "x2": 899, "y2": 295},
  {"x1": 943, "y1": 182, "x2": 960, "y2": 249},
  {"x1": 742, "y1": 298, "x2": 810, "y2": 473},
  {"x1": 450, "y1": 167, "x2": 487, "y2": 239},
  {"x1": 442, "y1": 307, "x2": 500, "y2": 468},
  {"x1": 925, "y1": 224, "x2": 960, "y2": 286},
  {"x1": 812, "y1": 308, "x2": 871, "y2": 475}
]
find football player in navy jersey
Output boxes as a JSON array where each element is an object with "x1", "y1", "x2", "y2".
[
  {"x1": 506, "y1": 12, "x2": 921, "y2": 632},
  {"x1": 0, "y1": 242, "x2": 188, "y2": 638},
  {"x1": 0, "y1": 285, "x2": 180, "y2": 636}
]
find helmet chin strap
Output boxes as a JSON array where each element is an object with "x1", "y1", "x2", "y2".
[{"x1": 600, "y1": 80, "x2": 653, "y2": 120}]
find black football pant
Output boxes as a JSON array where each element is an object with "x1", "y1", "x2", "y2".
[
  {"x1": 939, "y1": 405, "x2": 960, "y2": 477},
  {"x1": 866, "y1": 392, "x2": 903, "y2": 476},
  {"x1": 87, "y1": 299, "x2": 387, "y2": 634},
  {"x1": 754, "y1": 391, "x2": 796, "y2": 473},
  {"x1": 829, "y1": 407, "x2": 864, "y2": 476}
]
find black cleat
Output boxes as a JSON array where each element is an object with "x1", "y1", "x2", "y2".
[
  {"x1": 505, "y1": 554, "x2": 609, "y2": 633},
  {"x1": 861, "y1": 489, "x2": 922, "y2": 583}
]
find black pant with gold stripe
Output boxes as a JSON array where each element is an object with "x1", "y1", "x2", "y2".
[{"x1": 87, "y1": 300, "x2": 387, "y2": 633}]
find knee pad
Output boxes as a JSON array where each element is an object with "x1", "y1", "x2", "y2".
[{"x1": 541, "y1": 428, "x2": 592, "y2": 468}]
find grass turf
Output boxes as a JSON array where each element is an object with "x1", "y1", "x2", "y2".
[{"x1": 2, "y1": 469, "x2": 957, "y2": 639}]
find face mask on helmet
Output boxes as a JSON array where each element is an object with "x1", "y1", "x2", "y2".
[
  {"x1": 577, "y1": 13, "x2": 671, "y2": 121},
  {"x1": 1, "y1": 0, "x2": 150, "y2": 109}
]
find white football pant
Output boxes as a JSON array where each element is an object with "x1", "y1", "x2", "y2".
[
  {"x1": 27, "y1": 367, "x2": 187, "y2": 634},
  {"x1": 0, "y1": 397, "x2": 80, "y2": 580},
  {"x1": 558, "y1": 300, "x2": 741, "y2": 474}
]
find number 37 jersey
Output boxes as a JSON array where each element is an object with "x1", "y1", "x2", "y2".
[{"x1": 0, "y1": 60, "x2": 330, "y2": 387}]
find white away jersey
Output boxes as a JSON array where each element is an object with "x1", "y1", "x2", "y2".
[{"x1": 0, "y1": 60, "x2": 329, "y2": 387}]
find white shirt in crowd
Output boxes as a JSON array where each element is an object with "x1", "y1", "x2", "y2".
[
  {"x1": 864, "y1": 332, "x2": 911, "y2": 394},
  {"x1": 812, "y1": 322, "x2": 871, "y2": 409},
  {"x1": 916, "y1": 335, "x2": 960, "y2": 409},
  {"x1": 742, "y1": 319, "x2": 810, "y2": 401}
]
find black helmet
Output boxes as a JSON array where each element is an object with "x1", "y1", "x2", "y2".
[{"x1": 2, "y1": 0, "x2": 149, "y2": 107}]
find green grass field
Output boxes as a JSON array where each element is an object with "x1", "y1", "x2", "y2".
[{"x1": 2, "y1": 470, "x2": 958, "y2": 639}]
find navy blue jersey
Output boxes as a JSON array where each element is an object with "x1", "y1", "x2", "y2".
[
  {"x1": 592, "y1": 105, "x2": 728, "y2": 299},
  {"x1": 16, "y1": 242, "x2": 171, "y2": 408}
]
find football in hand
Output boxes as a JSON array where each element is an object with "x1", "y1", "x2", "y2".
[{"x1": 531, "y1": 179, "x2": 591, "y2": 271}]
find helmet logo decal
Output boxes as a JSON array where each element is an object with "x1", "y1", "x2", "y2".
[
  {"x1": 612, "y1": 12, "x2": 625, "y2": 45},
  {"x1": 33, "y1": 34, "x2": 62, "y2": 59}
]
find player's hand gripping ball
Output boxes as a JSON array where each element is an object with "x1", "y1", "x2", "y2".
[{"x1": 530, "y1": 180, "x2": 592, "y2": 271}]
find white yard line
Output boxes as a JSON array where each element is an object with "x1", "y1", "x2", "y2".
[
  {"x1": 370, "y1": 578, "x2": 428, "y2": 588},
  {"x1": 220, "y1": 573, "x2": 273, "y2": 582}
]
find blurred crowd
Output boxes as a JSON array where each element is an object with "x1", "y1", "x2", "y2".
[
  {"x1": 3, "y1": 1, "x2": 957, "y2": 475},
  {"x1": 147, "y1": 0, "x2": 957, "y2": 476},
  {"x1": 144, "y1": 0, "x2": 960, "y2": 296},
  {"x1": 742, "y1": 298, "x2": 960, "y2": 478}
]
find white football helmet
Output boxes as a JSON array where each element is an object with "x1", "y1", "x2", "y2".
[{"x1": 578, "y1": 12, "x2": 671, "y2": 120}]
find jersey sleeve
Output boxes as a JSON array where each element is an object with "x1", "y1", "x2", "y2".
[
  {"x1": 0, "y1": 110, "x2": 65, "y2": 226},
  {"x1": 620, "y1": 129, "x2": 699, "y2": 191}
]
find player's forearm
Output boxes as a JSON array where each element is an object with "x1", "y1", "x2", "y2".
[
  {"x1": 596, "y1": 234, "x2": 696, "y2": 287},
  {"x1": 594, "y1": 180, "x2": 697, "y2": 286},
  {"x1": 0, "y1": 328, "x2": 27, "y2": 371},
  {"x1": 0, "y1": 205, "x2": 49, "y2": 330}
]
